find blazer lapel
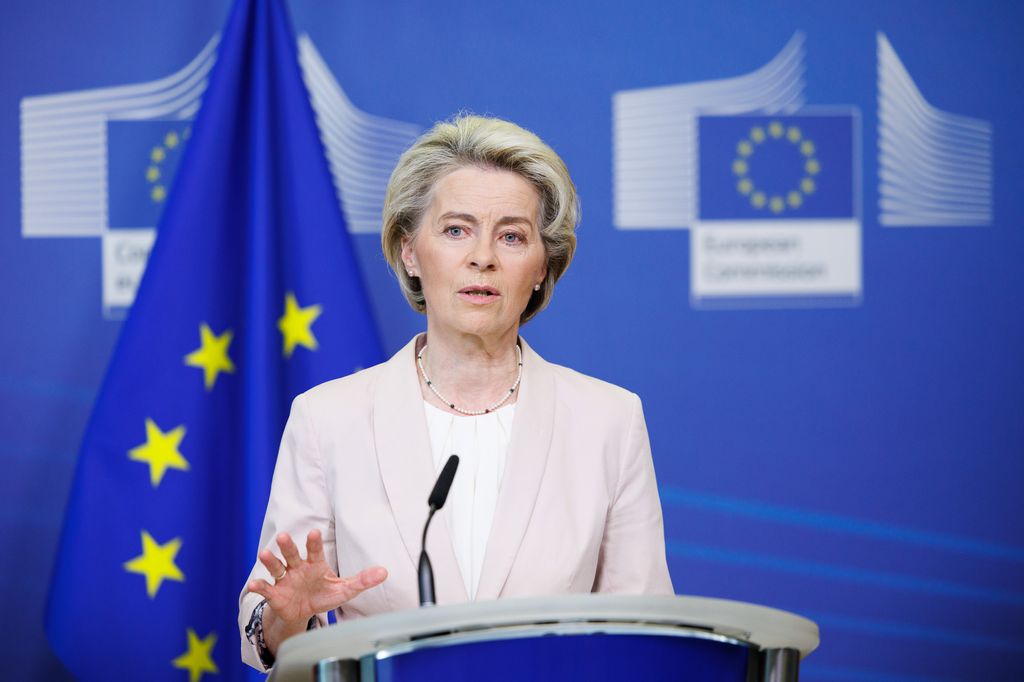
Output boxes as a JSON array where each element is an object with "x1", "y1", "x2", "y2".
[
  {"x1": 475, "y1": 337, "x2": 555, "y2": 601},
  {"x1": 372, "y1": 336, "x2": 468, "y2": 604}
]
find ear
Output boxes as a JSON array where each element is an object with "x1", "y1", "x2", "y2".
[{"x1": 400, "y1": 236, "x2": 417, "y2": 273}]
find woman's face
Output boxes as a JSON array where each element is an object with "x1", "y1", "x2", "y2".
[{"x1": 401, "y1": 166, "x2": 547, "y2": 342}]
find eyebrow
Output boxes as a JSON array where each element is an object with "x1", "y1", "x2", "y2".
[{"x1": 438, "y1": 211, "x2": 535, "y2": 229}]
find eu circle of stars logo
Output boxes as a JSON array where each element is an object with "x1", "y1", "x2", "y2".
[{"x1": 732, "y1": 120, "x2": 820, "y2": 215}]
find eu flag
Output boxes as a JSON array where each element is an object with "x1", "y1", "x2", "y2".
[
  {"x1": 698, "y1": 113, "x2": 856, "y2": 221},
  {"x1": 45, "y1": 1, "x2": 383, "y2": 680}
]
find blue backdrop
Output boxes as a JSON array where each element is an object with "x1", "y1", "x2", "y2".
[{"x1": 2, "y1": 1, "x2": 1022, "y2": 680}]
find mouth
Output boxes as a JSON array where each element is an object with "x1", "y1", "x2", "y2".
[{"x1": 457, "y1": 285, "x2": 501, "y2": 303}]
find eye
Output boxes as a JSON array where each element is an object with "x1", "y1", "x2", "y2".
[
  {"x1": 501, "y1": 231, "x2": 524, "y2": 245},
  {"x1": 444, "y1": 225, "x2": 465, "y2": 238}
]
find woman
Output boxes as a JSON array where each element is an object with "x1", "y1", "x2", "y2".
[{"x1": 238, "y1": 115, "x2": 673, "y2": 671}]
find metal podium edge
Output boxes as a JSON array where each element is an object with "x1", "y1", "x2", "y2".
[{"x1": 270, "y1": 594, "x2": 820, "y2": 682}]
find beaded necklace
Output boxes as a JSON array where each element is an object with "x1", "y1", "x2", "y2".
[{"x1": 416, "y1": 344, "x2": 523, "y2": 415}]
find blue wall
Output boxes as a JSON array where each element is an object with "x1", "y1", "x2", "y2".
[{"x1": 3, "y1": 1, "x2": 1022, "y2": 680}]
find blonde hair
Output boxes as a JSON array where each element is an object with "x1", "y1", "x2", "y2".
[{"x1": 381, "y1": 115, "x2": 579, "y2": 324}]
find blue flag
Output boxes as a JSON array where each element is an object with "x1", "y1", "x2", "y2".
[
  {"x1": 45, "y1": 1, "x2": 383, "y2": 680},
  {"x1": 698, "y1": 113, "x2": 856, "y2": 220}
]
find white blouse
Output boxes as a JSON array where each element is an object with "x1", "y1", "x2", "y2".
[{"x1": 423, "y1": 400, "x2": 515, "y2": 599}]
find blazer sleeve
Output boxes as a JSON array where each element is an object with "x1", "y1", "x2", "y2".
[
  {"x1": 237, "y1": 392, "x2": 337, "y2": 671},
  {"x1": 592, "y1": 393, "x2": 675, "y2": 595}
]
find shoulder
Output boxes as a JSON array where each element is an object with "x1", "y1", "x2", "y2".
[
  {"x1": 526, "y1": 340, "x2": 642, "y2": 419},
  {"x1": 293, "y1": 336, "x2": 416, "y2": 417},
  {"x1": 548, "y1": 362, "x2": 638, "y2": 405},
  {"x1": 297, "y1": 363, "x2": 382, "y2": 411}
]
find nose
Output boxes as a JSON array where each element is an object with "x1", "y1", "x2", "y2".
[{"x1": 468, "y1": 235, "x2": 497, "y2": 271}]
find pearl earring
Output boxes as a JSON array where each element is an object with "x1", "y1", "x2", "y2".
[{"x1": 533, "y1": 283, "x2": 541, "y2": 291}]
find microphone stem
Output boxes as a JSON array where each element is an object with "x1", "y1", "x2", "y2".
[
  {"x1": 422, "y1": 506, "x2": 436, "y2": 550},
  {"x1": 419, "y1": 506, "x2": 438, "y2": 606}
]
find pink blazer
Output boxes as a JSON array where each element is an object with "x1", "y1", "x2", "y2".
[{"x1": 238, "y1": 336, "x2": 673, "y2": 668}]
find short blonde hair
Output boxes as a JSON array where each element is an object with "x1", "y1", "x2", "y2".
[{"x1": 381, "y1": 115, "x2": 579, "y2": 324}]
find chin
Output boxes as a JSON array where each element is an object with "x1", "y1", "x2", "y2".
[{"x1": 452, "y1": 314, "x2": 515, "y2": 339}]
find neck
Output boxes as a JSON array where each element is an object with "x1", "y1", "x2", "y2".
[{"x1": 417, "y1": 324, "x2": 521, "y2": 413}]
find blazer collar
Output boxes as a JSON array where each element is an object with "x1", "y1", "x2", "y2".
[
  {"x1": 476, "y1": 336, "x2": 555, "y2": 600},
  {"x1": 372, "y1": 335, "x2": 468, "y2": 604},
  {"x1": 372, "y1": 335, "x2": 555, "y2": 604}
]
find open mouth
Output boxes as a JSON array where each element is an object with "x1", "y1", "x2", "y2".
[
  {"x1": 458, "y1": 284, "x2": 501, "y2": 303},
  {"x1": 459, "y1": 286, "x2": 500, "y2": 297}
]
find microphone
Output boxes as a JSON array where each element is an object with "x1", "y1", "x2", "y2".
[{"x1": 419, "y1": 454, "x2": 459, "y2": 606}]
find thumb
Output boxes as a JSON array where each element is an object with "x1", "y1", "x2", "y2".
[{"x1": 345, "y1": 566, "x2": 389, "y2": 594}]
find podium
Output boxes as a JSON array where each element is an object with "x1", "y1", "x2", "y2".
[{"x1": 270, "y1": 595, "x2": 818, "y2": 681}]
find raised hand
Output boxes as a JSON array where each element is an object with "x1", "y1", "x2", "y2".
[{"x1": 247, "y1": 529, "x2": 387, "y2": 654}]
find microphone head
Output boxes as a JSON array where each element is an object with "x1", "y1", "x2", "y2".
[{"x1": 428, "y1": 454, "x2": 459, "y2": 510}]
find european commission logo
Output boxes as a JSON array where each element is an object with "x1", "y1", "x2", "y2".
[
  {"x1": 20, "y1": 34, "x2": 419, "y2": 319},
  {"x1": 611, "y1": 33, "x2": 862, "y2": 308},
  {"x1": 612, "y1": 31, "x2": 992, "y2": 309},
  {"x1": 691, "y1": 112, "x2": 861, "y2": 306}
]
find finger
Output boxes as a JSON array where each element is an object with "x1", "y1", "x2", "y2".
[
  {"x1": 342, "y1": 566, "x2": 388, "y2": 595},
  {"x1": 258, "y1": 549, "x2": 288, "y2": 580},
  {"x1": 248, "y1": 578, "x2": 276, "y2": 602},
  {"x1": 277, "y1": 532, "x2": 303, "y2": 567},
  {"x1": 306, "y1": 529, "x2": 326, "y2": 565}
]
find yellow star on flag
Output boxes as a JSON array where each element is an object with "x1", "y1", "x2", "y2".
[
  {"x1": 128, "y1": 418, "x2": 189, "y2": 487},
  {"x1": 184, "y1": 323, "x2": 235, "y2": 390},
  {"x1": 278, "y1": 291, "x2": 322, "y2": 358},
  {"x1": 172, "y1": 628, "x2": 219, "y2": 682},
  {"x1": 123, "y1": 530, "x2": 185, "y2": 598}
]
